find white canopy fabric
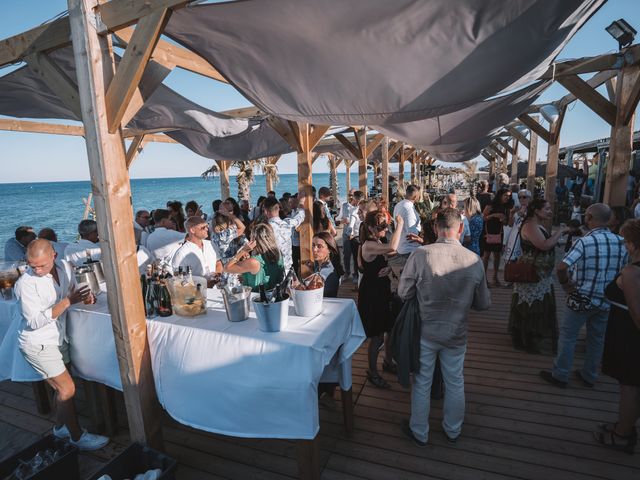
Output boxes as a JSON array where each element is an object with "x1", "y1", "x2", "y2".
[
  {"x1": 165, "y1": 0, "x2": 604, "y2": 125},
  {"x1": 0, "y1": 49, "x2": 293, "y2": 161}
]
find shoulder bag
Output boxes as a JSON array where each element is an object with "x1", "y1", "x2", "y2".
[{"x1": 503, "y1": 226, "x2": 539, "y2": 283}]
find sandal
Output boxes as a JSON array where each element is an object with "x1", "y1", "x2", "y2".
[
  {"x1": 382, "y1": 359, "x2": 397, "y2": 375},
  {"x1": 593, "y1": 427, "x2": 637, "y2": 454},
  {"x1": 367, "y1": 371, "x2": 391, "y2": 389}
]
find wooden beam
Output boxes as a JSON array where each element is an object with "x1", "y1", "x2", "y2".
[
  {"x1": 312, "y1": 152, "x2": 322, "y2": 164},
  {"x1": 398, "y1": 148, "x2": 405, "y2": 184},
  {"x1": 495, "y1": 137, "x2": 515, "y2": 155},
  {"x1": 308, "y1": 125, "x2": 331, "y2": 151},
  {"x1": 505, "y1": 126, "x2": 530, "y2": 150},
  {"x1": 267, "y1": 117, "x2": 299, "y2": 150},
  {"x1": 296, "y1": 123, "x2": 314, "y2": 278},
  {"x1": 329, "y1": 155, "x2": 339, "y2": 205},
  {"x1": 517, "y1": 113, "x2": 551, "y2": 144},
  {"x1": 387, "y1": 140, "x2": 403, "y2": 159},
  {"x1": 605, "y1": 77, "x2": 617, "y2": 103},
  {"x1": 488, "y1": 158, "x2": 496, "y2": 177},
  {"x1": 604, "y1": 65, "x2": 640, "y2": 206},
  {"x1": 527, "y1": 116, "x2": 539, "y2": 193},
  {"x1": 114, "y1": 25, "x2": 228, "y2": 83},
  {"x1": 334, "y1": 133, "x2": 361, "y2": 159},
  {"x1": 355, "y1": 128, "x2": 368, "y2": 196},
  {"x1": 365, "y1": 133, "x2": 385, "y2": 156},
  {"x1": 98, "y1": 0, "x2": 189, "y2": 33},
  {"x1": 125, "y1": 134, "x2": 146, "y2": 168},
  {"x1": 106, "y1": 8, "x2": 170, "y2": 133},
  {"x1": 26, "y1": 52, "x2": 82, "y2": 119},
  {"x1": 540, "y1": 47, "x2": 640, "y2": 78},
  {"x1": 557, "y1": 74, "x2": 617, "y2": 126},
  {"x1": 0, "y1": 16, "x2": 72, "y2": 67},
  {"x1": 216, "y1": 160, "x2": 230, "y2": 199},
  {"x1": 344, "y1": 157, "x2": 352, "y2": 194},
  {"x1": 68, "y1": 0, "x2": 162, "y2": 449},
  {"x1": 381, "y1": 136, "x2": 389, "y2": 204},
  {"x1": 558, "y1": 70, "x2": 618, "y2": 108},
  {"x1": 510, "y1": 139, "x2": 519, "y2": 184},
  {"x1": 481, "y1": 151, "x2": 494, "y2": 163},
  {"x1": 544, "y1": 106, "x2": 567, "y2": 226}
]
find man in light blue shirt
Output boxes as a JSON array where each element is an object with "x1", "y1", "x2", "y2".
[{"x1": 4, "y1": 226, "x2": 36, "y2": 261}]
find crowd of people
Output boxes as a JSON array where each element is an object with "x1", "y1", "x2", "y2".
[{"x1": 3, "y1": 168, "x2": 640, "y2": 454}]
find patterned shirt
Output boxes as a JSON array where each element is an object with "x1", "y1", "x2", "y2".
[
  {"x1": 268, "y1": 208, "x2": 305, "y2": 271},
  {"x1": 210, "y1": 225, "x2": 239, "y2": 261},
  {"x1": 562, "y1": 227, "x2": 628, "y2": 310}
]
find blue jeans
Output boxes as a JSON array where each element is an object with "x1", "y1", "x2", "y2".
[
  {"x1": 342, "y1": 234, "x2": 354, "y2": 276},
  {"x1": 410, "y1": 338, "x2": 466, "y2": 443},
  {"x1": 552, "y1": 307, "x2": 609, "y2": 384}
]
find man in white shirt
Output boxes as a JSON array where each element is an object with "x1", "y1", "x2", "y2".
[
  {"x1": 133, "y1": 210, "x2": 151, "y2": 246},
  {"x1": 172, "y1": 216, "x2": 219, "y2": 279},
  {"x1": 64, "y1": 220, "x2": 102, "y2": 266},
  {"x1": 15, "y1": 239, "x2": 108, "y2": 451},
  {"x1": 264, "y1": 194, "x2": 306, "y2": 271},
  {"x1": 145, "y1": 209, "x2": 186, "y2": 263},
  {"x1": 337, "y1": 189, "x2": 359, "y2": 280},
  {"x1": 389, "y1": 185, "x2": 423, "y2": 282}
]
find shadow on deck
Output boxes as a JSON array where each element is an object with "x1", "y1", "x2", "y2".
[{"x1": 1, "y1": 274, "x2": 638, "y2": 479}]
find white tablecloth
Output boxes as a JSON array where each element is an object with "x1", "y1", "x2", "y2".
[
  {"x1": 0, "y1": 298, "x2": 43, "y2": 382},
  {"x1": 67, "y1": 289, "x2": 365, "y2": 439}
]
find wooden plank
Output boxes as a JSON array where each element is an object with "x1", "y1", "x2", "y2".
[
  {"x1": 527, "y1": 116, "x2": 539, "y2": 192},
  {"x1": 309, "y1": 125, "x2": 330, "y2": 151},
  {"x1": 398, "y1": 147, "x2": 405, "y2": 184},
  {"x1": 495, "y1": 137, "x2": 515, "y2": 156},
  {"x1": 544, "y1": 107, "x2": 566, "y2": 227},
  {"x1": 267, "y1": 117, "x2": 299, "y2": 150},
  {"x1": 297, "y1": 437, "x2": 320, "y2": 480},
  {"x1": 68, "y1": 0, "x2": 162, "y2": 449},
  {"x1": 125, "y1": 134, "x2": 146, "y2": 168},
  {"x1": 604, "y1": 65, "x2": 640, "y2": 206},
  {"x1": 605, "y1": 77, "x2": 617, "y2": 103},
  {"x1": 365, "y1": 133, "x2": 384, "y2": 157},
  {"x1": 344, "y1": 158, "x2": 352, "y2": 194},
  {"x1": 26, "y1": 52, "x2": 82, "y2": 118},
  {"x1": 557, "y1": 74, "x2": 617, "y2": 126},
  {"x1": 106, "y1": 8, "x2": 170, "y2": 133},
  {"x1": 0, "y1": 16, "x2": 72, "y2": 67},
  {"x1": 215, "y1": 160, "x2": 231, "y2": 200},
  {"x1": 539, "y1": 46, "x2": 640, "y2": 79},
  {"x1": 518, "y1": 114, "x2": 551, "y2": 144},
  {"x1": 98, "y1": 0, "x2": 189, "y2": 33},
  {"x1": 333, "y1": 133, "x2": 361, "y2": 159},
  {"x1": 505, "y1": 125, "x2": 530, "y2": 150},
  {"x1": 381, "y1": 137, "x2": 389, "y2": 204},
  {"x1": 355, "y1": 128, "x2": 368, "y2": 196},
  {"x1": 297, "y1": 123, "x2": 314, "y2": 278},
  {"x1": 510, "y1": 138, "x2": 519, "y2": 184},
  {"x1": 329, "y1": 155, "x2": 339, "y2": 204},
  {"x1": 115, "y1": 25, "x2": 228, "y2": 83},
  {"x1": 558, "y1": 70, "x2": 618, "y2": 108},
  {"x1": 387, "y1": 140, "x2": 403, "y2": 160}
]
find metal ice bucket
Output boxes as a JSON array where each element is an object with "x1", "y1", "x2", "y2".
[
  {"x1": 252, "y1": 294, "x2": 290, "y2": 332},
  {"x1": 84, "y1": 259, "x2": 105, "y2": 284},
  {"x1": 74, "y1": 265, "x2": 100, "y2": 296},
  {"x1": 221, "y1": 286, "x2": 252, "y2": 322}
]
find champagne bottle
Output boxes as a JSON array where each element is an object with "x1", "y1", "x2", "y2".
[
  {"x1": 259, "y1": 284, "x2": 268, "y2": 303},
  {"x1": 281, "y1": 266, "x2": 296, "y2": 296},
  {"x1": 157, "y1": 279, "x2": 173, "y2": 317},
  {"x1": 145, "y1": 277, "x2": 157, "y2": 318}
]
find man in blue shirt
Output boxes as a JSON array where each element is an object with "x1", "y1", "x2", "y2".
[{"x1": 4, "y1": 226, "x2": 36, "y2": 261}]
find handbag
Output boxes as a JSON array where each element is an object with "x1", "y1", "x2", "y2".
[
  {"x1": 484, "y1": 213, "x2": 503, "y2": 245},
  {"x1": 503, "y1": 227, "x2": 539, "y2": 283}
]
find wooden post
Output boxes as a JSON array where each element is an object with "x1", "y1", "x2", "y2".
[
  {"x1": 217, "y1": 160, "x2": 230, "y2": 200},
  {"x1": 329, "y1": 154, "x2": 339, "y2": 204},
  {"x1": 527, "y1": 117, "x2": 539, "y2": 193},
  {"x1": 345, "y1": 159, "x2": 351, "y2": 194},
  {"x1": 510, "y1": 139, "x2": 519, "y2": 184},
  {"x1": 410, "y1": 157, "x2": 416, "y2": 183},
  {"x1": 544, "y1": 107, "x2": 567, "y2": 226},
  {"x1": 398, "y1": 149, "x2": 405, "y2": 185},
  {"x1": 68, "y1": 0, "x2": 162, "y2": 448},
  {"x1": 297, "y1": 437, "x2": 320, "y2": 480},
  {"x1": 382, "y1": 137, "x2": 389, "y2": 204},
  {"x1": 488, "y1": 158, "x2": 496, "y2": 178},
  {"x1": 297, "y1": 124, "x2": 313, "y2": 278},
  {"x1": 603, "y1": 65, "x2": 640, "y2": 206},
  {"x1": 355, "y1": 128, "x2": 368, "y2": 197}
]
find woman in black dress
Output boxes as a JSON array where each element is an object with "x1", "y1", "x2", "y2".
[
  {"x1": 595, "y1": 219, "x2": 640, "y2": 454},
  {"x1": 482, "y1": 187, "x2": 512, "y2": 286},
  {"x1": 358, "y1": 210, "x2": 404, "y2": 388}
]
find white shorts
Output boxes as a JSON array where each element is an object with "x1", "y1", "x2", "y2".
[{"x1": 20, "y1": 342, "x2": 70, "y2": 379}]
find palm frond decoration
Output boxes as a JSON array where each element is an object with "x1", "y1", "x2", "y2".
[
  {"x1": 327, "y1": 155, "x2": 339, "y2": 200},
  {"x1": 201, "y1": 163, "x2": 219, "y2": 180},
  {"x1": 261, "y1": 158, "x2": 280, "y2": 188}
]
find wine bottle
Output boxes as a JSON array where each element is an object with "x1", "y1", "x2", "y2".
[
  {"x1": 259, "y1": 284, "x2": 268, "y2": 303},
  {"x1": 280, "y1": 266, "x2": 296, "y2": 296},
  {"x1": 157, "y1": 279, "x2": 173, "y2": 317},
  {"x1": 145, "y1": 277, "x2": 157, "y2": 318},
  {"x1": 272, "y1": 283, "x2": 281, "y2": 303}
]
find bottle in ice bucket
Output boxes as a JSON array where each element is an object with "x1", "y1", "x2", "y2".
[
  {"x1": 259, "y1": 284, "x2": 268, "y2": 303},
  {"x1": 144, "y1": 265, "x2": 158, "y2": 318},
  {"x1": 157, "y1": 276, "x2": 173, "y2": 317}
]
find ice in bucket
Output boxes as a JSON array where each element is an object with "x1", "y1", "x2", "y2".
[
  {"x1": 291, "y1": 273, "x2": 324, "y2": 317},
  {"x1": 253, "y1": 294, "x2": 290, "y2": 332}
]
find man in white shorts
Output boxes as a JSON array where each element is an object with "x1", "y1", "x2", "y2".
[{"x1": 15, "y1": 239, "x2": 109, "y2": 451}]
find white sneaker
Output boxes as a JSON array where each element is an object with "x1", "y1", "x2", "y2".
[
  {"x1": 70, "y1": 430, "x2": 109, "y2": 451},
  {"x1": 53, "y1": 424, "x2": 71, "y2": 439}
]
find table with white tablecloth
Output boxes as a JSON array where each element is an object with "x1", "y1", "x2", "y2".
[{"x1": 67, "y1": 288, "x2": 365, "y2": 440}]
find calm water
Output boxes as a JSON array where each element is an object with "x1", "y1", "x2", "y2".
[{"x1": 0, "y1": 172, "x2": 371, "y2": 258}]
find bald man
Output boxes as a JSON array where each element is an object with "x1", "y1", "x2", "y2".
[
  {"x1": 14, "y1": 240, "x2": 109, "y2": 450},
  {"x1": 540, "y1": 203, "x2": 628, "y2": 389}
]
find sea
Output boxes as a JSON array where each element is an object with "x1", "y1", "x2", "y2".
[{"x1": 0, "y1": 172, "x2": 371, "y2": 258}]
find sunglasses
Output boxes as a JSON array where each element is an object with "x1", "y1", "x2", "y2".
[
  {"x1": 374, "y1": 223, "x2": 388, "y2": 232},
  {"x1": 518, "y1": 195, "x2": 529, "y2": 199}
]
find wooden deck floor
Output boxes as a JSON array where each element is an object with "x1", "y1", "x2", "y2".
[{"x1": 1, "y1": 272, "x2": 639, "y2": 479}]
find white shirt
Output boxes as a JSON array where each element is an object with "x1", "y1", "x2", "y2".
[
  {"x1": 146, "y1": 227, "x2": 185, "y2": 262},
  {"x1": 346, "y1": 209, "x2": 362, "y2": 239},
  {"x1": 171, "y1": 239, "x2": 218, "y2": 277},
  {"x1": 133, "y1": 221, "x2": 149, "y2": 246},
  {"x1": 64, "y1": 239, "x2": 102, "y2": 266},
  {"x1": 15, "y1": 260, "x2": 76, "y2": 347},
  {"x1": 337, "y1": 202, "x2": 356, "y2": 229},
  {"x1": 393, "y1": 199, "x2": 422, "y2": 255}
]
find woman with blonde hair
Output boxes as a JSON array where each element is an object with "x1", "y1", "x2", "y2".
[
  {"x1": 464, "y1": 197, "x2": 484, "y2": 255},
  {"x1": 224, "y1": 223, "x2": 284, "y2": 292}
]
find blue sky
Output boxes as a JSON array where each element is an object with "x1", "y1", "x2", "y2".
[{"x1": 1, "y1": 0, "x2": 639, "y2": 183}]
